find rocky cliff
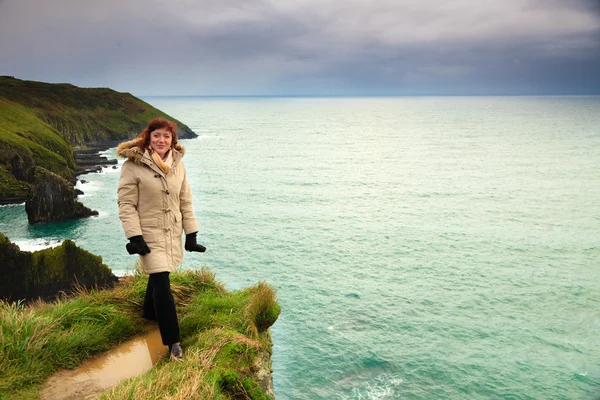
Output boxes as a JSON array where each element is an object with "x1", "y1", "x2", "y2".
[
  {"x1": 0, "y1": 233, "x2": 118, "y2": 302},
  {"x1": 25, "y1": 167, "x2": 99, "y2": 224}
]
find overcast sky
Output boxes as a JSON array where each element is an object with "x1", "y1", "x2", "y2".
[{"x1": 0, "y1": 0, "x2": 599, "y2": 96}]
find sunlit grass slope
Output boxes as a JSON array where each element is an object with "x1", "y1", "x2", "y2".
[
  {"x1": 0, "y1": 98, "x2": 74, "y2": 199},
  {"x1": 0, "y1": 76, "x2": 197, "y2": 146}
]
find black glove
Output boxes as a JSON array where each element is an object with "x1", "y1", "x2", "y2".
[
  {"x1": 126, "y1": 235, "x2": 151, "y2": 255},
  {"x1": 185, "y1": 232, "x2": 206, "y2": 252}
]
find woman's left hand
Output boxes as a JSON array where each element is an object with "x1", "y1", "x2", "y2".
[{"x1": 185, "y1": 232, "x2": 206, "y2": 252}]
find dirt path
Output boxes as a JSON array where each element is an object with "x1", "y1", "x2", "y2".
[{"x1": 40, "y1": 330, "x2": 167, "y2": 400}]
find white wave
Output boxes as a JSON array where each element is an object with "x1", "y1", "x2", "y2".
[
  {"x1": 0, "y1": 202, "x2": 25, "y2": 208},
  {"x1": 99, "y1": 164, "x2": 122, "y2": 174},
  {"x1": 13, "y1": 238, "x2": 62, "y2": 252},
  {"x1": 96, "y1": 210, "x2": 110, "y2": 219},
  {"x1": 98, "y1": 149, "x2": 117, "y2": 158},
  {"x1": 76, "y1": 180, "x2": 103, "y2": 193},
  {"x1": 338, "y1": 374, "x2": 404, "y2": 400}
]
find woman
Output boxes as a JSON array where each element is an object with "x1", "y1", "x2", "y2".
[{"x1": 116, "y1": 117, "x2": 205, "y2": 360}]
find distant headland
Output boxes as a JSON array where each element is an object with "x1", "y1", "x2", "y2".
[{"x1": 0, "y1": 76, "x2": 197, "y2": 222}]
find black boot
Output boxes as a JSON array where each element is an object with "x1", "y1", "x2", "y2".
[{"x1": 169, "y1": 342, "x2": 183, "y2": 360}]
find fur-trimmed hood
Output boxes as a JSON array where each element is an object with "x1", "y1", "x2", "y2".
[{"x1": 116, "y1": 137, "x2": 186, "y2": 164}]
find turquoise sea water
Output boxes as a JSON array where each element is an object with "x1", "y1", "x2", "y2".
[{"x1": 1, "y1": 96, "x2": 599, "y2": 399}]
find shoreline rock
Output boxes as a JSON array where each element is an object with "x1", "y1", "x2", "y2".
[
  {"x1": 25, "y1": 167, "x2": 98, "y2": 224},
  {"x1": 0, "y1": 233, "x2": 118, "y2": 302},
  {"x1": 75, "y1": 151, "x2": 119, "y2": 176},
  {"x1": 0, "y1": 197, "x2": 27, "y2": 205}
]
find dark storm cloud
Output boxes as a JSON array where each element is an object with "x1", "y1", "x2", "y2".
[
  {"x1": 0, "y1": 0, "x2": 598, "y2": 95},
  {"x1": 557, "y1": 0, "x2": 600, "y2": 15}
]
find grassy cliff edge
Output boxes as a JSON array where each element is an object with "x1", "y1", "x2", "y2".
[{"x1": 0, "y1": 269, "x2": 280, "y2": 400}]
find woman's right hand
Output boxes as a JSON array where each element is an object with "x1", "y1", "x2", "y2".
[{"x1": 126, "y1": 235, "x2": 151, "y2": 255}]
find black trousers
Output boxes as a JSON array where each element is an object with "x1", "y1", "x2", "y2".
[{"x1": 143, "y1": 272, "x2": 180, "y2": 346}]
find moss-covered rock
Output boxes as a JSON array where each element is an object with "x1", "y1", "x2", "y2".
[{"x1": 0, "y1": 233, "x2": 118, "y2": 302}]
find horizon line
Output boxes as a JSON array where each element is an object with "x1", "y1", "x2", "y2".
[{"x1": 139, "y1": 93, "x2": 600, "y2": 98}]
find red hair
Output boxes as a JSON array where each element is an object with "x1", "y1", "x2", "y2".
[{"x1": 137, "y1": 118, "x2": 178, "y2": 152}]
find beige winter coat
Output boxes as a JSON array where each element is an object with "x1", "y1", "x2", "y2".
[{"x1": 117, "y1": 138, "x2": 199, "y2": 274}]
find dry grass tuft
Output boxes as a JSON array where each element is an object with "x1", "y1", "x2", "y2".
[
  {"x1": 0, "y1": 300, "x2": 57, "y2": 357},
  {"x1": 170, "y1": 267, "x2": 225, "y2": 308},
  {"x1": 244, "y1": 282, "x2": 280, "y2": 339}
]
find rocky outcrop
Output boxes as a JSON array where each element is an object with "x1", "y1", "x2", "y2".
[
  {"x1": 0, "y1": 233, "x2": 118, "y2": 302},
  {"x1": 25, "y1": 167, "x2": 98, "y2": 224},
  {"x1": 74, "y1": 149, "x2": 118, "y2": 175}
]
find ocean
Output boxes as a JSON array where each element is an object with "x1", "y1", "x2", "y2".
[{"x1": 1, "y1": 96, "x2": 599, "y2": 399}]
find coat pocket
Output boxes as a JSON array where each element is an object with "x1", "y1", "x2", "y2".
[
  {"x1": 173, "y1": 212, "x2": 182, "y2": 223},
  {"x1": 172, "y1": 212, "x2": 183, "y2": 237}
]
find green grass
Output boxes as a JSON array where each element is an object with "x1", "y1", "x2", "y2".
[
  {"x1": 0, "y1": 76, "x2": 197, "y2": 147},
  {"x1": 0, "y1": 165, "x2": 28, "y2": 199},
  {"x1": 0, "y1": 269, "x2": 280, "y2": 400},
  {"x1": 0, "y1": 98, "x2": 74, "y2": 181}
]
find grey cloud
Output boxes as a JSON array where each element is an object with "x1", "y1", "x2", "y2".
[{"x1": 0, "y1": 0, "x2": 598, "y2": 95}]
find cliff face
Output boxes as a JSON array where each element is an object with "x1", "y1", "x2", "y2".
[
  {"x1": 25, "y1": 167, "x2": 98, "y2": 224},
  {"x1": 0, "y1": 233, "x2": 118, "y2": 302}
]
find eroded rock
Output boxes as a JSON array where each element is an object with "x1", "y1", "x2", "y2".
[
  {"x1": 0, "y1": 233, "x2": 118, "y2": 302},
  {"x1": 25, "y1": 167, "x2": 98, "y2": 224}
]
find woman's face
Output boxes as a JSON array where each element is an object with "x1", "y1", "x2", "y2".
[{"x1": 149, "y1": 128, "x2": 172, "y2": 158}]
